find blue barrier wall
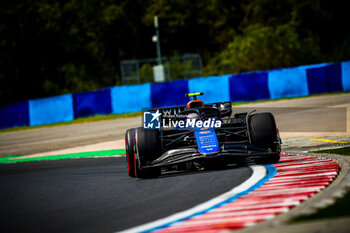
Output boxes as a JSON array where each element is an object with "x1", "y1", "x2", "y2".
[
  {"x1": 326, "y1": 63, "x2": 342, "y2": 92},
  {"x1": 29, "y1": 94, "x2": 74, "y2": 126},
  {"x1": 306, "y1": 66, "x2": 329, "y2": 94},
  {"x1": 1, "y1": 60, "x2": 350, "y2": 129},
  {"x1": 342, "y1": 61, "x2": 350, "y2": 91},
  {"x1": 268, "y1": 66, "x2": 309, "y2": 99},
  {"x1": 74, "y1": 88, "x2": 112, "y2": 118},
  {"x1": 111, "y1": 83, "x2": 152, "y2": 114},
  {"x1": 0, "y1": 102, "x2": 29, "y2": 129},
  {"x1": 188, "y1": 75, "x2": 231, "y2": 103},
  {"x1": 229, "y1": 72, "x2": 270, "y2": 102},
  {"x1": 306, "y1": 63, "x2": 343, "y2": 94},
  {"x1": 151, "y1": 79, "x2": 189, "y2": 108}
]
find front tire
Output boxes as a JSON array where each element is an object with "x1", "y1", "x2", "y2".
[
  {"x1": 133, "y1": 127, "x2": 161, "y2": 178},
  {"x1": 125, "y1": 129, "x2": 136, "y2": 177},
  {"x1": 249, "y1": 112, "x2": 278, "y2": 150},
  {"x1": 249, "y1": 113, "x2": 280, "y2": 164}
]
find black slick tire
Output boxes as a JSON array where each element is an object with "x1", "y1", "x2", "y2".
[
  {"x1": 249, "y1": 113, "x2": 280, "y2": 164},
  {"x1": 133, "y1": 127, "x2": 161, "y2": 178},
  {"x1": 125, "y1": 129, "x2": 136, "y2": 177}
]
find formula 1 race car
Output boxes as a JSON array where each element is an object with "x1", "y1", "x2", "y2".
[{"x1": 125, "y1": 92, "x2": 281, "y2": 178}]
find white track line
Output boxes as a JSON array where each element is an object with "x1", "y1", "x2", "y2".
[{"x1": 118, "y1": 165, "x2": 267, "y2": 233}]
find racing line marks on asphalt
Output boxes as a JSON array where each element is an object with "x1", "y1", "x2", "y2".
[{"x1": 119, "y1": 154, "x2": 340, "y2": 233}]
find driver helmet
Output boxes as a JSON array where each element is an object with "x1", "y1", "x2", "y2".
[{"x1": 186, "y1": 113, "x2": 199, "y2": 120}]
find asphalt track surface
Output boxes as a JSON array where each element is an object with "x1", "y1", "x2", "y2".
[{"x1": 0, "y1": 157, "x2": 252, "y2": 233}]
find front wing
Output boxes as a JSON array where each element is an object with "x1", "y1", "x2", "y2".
[{"x1": 141, "y1": 143, "x2": 281, "y2": 169}]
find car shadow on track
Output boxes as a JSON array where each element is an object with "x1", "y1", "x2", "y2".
[{"x1": 155, "y1": 163, "x2": 250, "y2": 179}]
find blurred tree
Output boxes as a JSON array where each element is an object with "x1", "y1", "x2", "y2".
[
  {"x1": 140, "y1": 63, "x2": 154, "y2": 83},
  {"x1": 205, "y1": 23, "x2": 323, "y2": 75},
  {"x1": 0, "y1": 0, "x2": 153, "y2": 105},
  {"x1": 0, "y1": 0, "x2": 349, "y2": 106},
  {"x1": 143, "y1": 0, "x2": 243, "y2": 61},
  {"x1": 240, "y1": 0, "x2": 350, "y2": 61}
]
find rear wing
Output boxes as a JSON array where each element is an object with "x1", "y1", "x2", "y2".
[
  {"x1": 149, "y1": 101, "x2": 232, "y2": 127},
  {"x1": 204, "y1": 102, "x2": 232, "y2": 118}
]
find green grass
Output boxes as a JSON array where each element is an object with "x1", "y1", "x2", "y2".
[
  {"x1": 290, "y1": 146, "x2": 350, "y2": 223},
  {"x1": 291, "y1": 190, "x2": 350, "y2": 223},
  {"x1": 0, "y1": 149, "x2": 126, "y2": 164},
  {"x1": 309, "y1": 146, "x2": 350, "y2": 156},
  {"x1": 0, "y1": 112, "x2": 142, "y2": 133}
]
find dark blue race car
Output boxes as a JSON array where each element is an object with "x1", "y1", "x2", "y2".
[{"x1": 125, "y1": 92, "x2": 281, "y2": 178}]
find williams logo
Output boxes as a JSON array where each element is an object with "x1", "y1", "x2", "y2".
[{"x1": 143, "y1": 110, "x2": 161, "y2": 129}]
